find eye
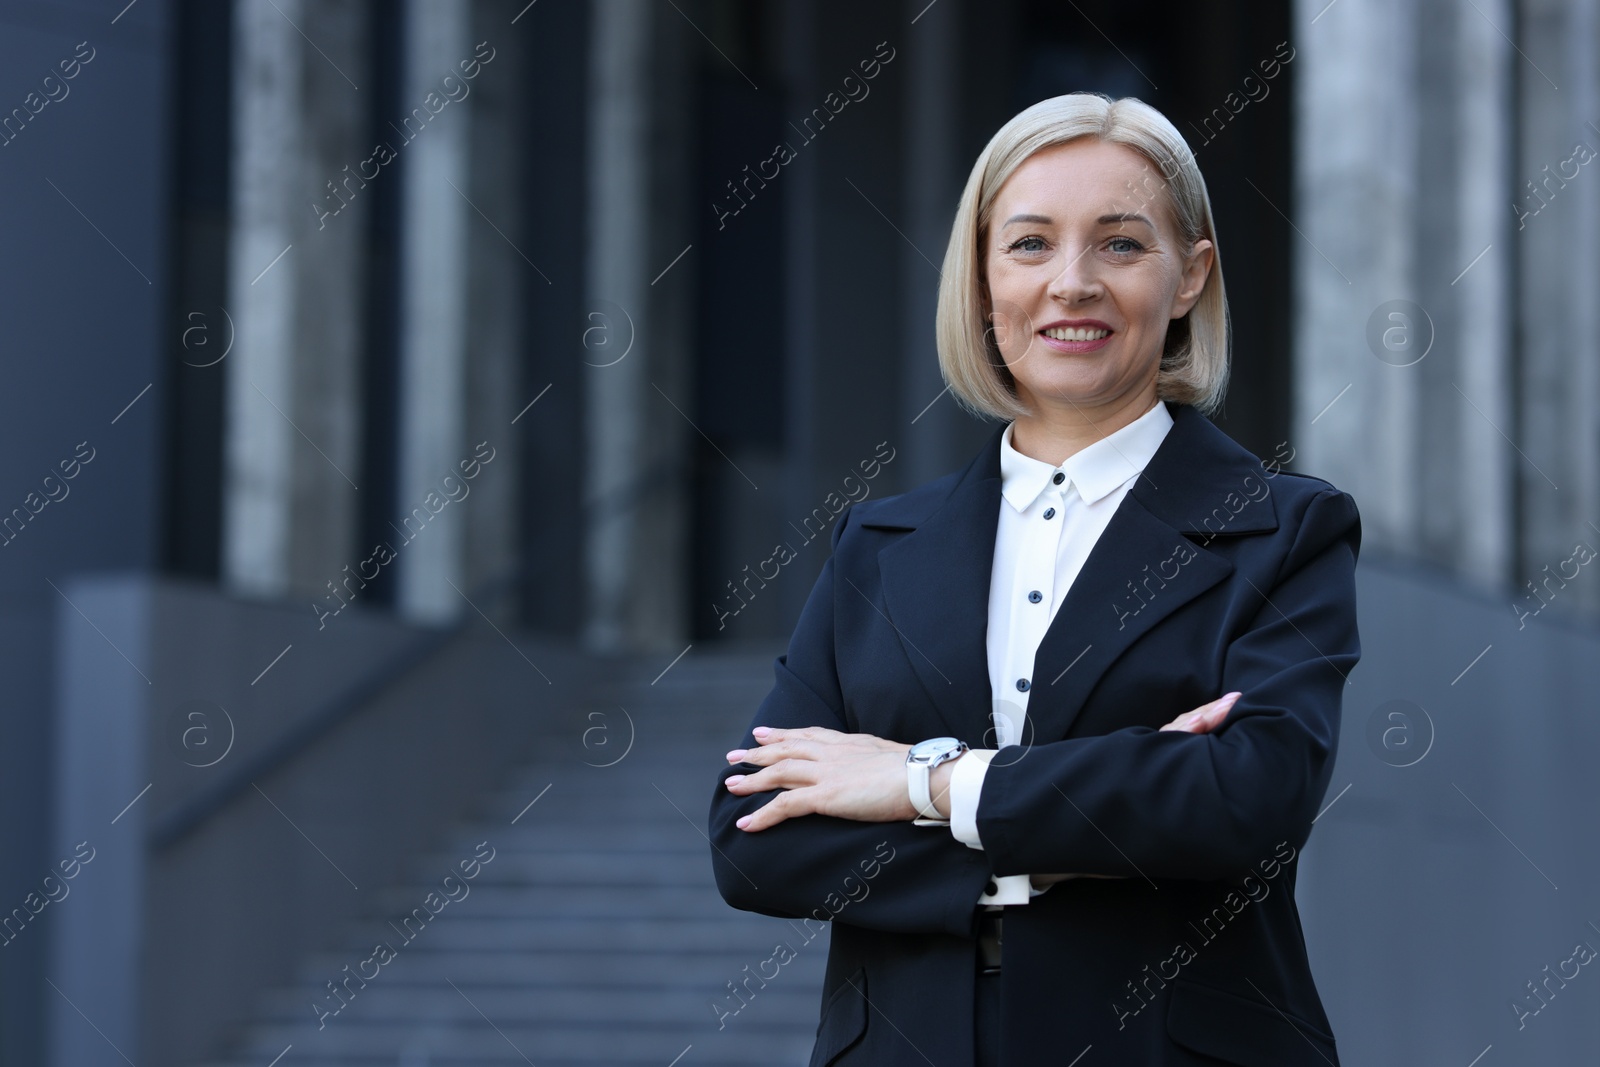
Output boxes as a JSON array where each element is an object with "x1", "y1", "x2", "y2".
[
  {"x1": 1107, "y1": 236, "x2": 1144, "y2": 254},
  {"x1": 1007, "y1": 235, "x2": 1048, "y2": 254}
]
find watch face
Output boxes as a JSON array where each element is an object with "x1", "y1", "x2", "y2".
[{"x1": 909, "y1": 737, "x2": 963, "y2": 763}]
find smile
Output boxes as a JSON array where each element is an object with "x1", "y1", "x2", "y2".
[{"x1": 1042, "y1": 326, "x2": 1110, "y2": 341}]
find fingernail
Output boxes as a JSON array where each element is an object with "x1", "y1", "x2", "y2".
[
  {"x1": 736, "y1": 815, "x2": 751, "y2": 829},
  {"x1": 726, "y1": 749, "x2": 748, "y2": 762},
  {"x1": 726, "y1": 775, "x2": 746, "y2": 787},
  {"x1": 752, "y1": 727, "x2": 771, "y2": 738},
  {"x1": 1224, "y1": 691, "x2": 1242, "y2": 704}
]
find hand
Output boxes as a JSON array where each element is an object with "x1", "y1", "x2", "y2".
[
  {"x1": 724, "y1": 726, "x2": 914, "y2": 832},
  {"x1": 1157, "y1": 691, "x2": 1242, "y2": 734}
]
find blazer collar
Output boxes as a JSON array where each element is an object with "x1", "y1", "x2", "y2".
[
  {"x1": 868, "y1": 401, "x2": 1280, "y2": 535},
  {"x1": 863, "y1": 401, "x2": 1279, "y2": 743}
]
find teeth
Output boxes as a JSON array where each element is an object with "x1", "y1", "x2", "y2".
[{"x1": 1043, "y1": 326, "x2": 1110, "y2": 341}]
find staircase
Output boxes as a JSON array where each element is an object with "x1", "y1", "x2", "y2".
[{"x1": 201, "y1": 645, "x2": 827, "y2": 1067}]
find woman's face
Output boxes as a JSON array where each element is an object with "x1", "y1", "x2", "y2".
[{"x1": 982, "y1": 138, "x2": 1213, "y2": 418}]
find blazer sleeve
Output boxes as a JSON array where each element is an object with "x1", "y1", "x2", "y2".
[
  {"x1": 707, "y1": 505, "x2": 994, "y2": 938},
  {"x1": 975, "y1": 486, "x2": 1362, "y2": 882}
]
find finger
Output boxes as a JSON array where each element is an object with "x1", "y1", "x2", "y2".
[
  {"x1": 1159, "y1": 691, "x2": 1243, "y2": 733},
  {"x1": 725, "y1": 758, "x2": 814, "y2": 794},
  {"x1": 1159, "y1": 710, "x2": 1201, "y2": 733},
  {"x1": 730, "y1": 740, "x2": 820, "y2": 767},
  {"x1": 1159, "y1": 714, "x2": 1201, "y2": 734},
  {"x1": 1184, "y1": 694, "x2": 1243, "y2": 735},
  {"x1": 1208, "y1": 691, "x2": 1242, "y2": 722},
  {"x1": 736, "y1": 788, "x2": 818, "y2": 832},
  {"x1": 751, "y1": 726, "x2": 841, "y2": 746}
]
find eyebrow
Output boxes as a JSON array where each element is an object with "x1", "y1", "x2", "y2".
[
  {"x1": 1098, "y1": 212, "x2": 1155, "y2": 228},
  {"x1": 999, "y1": 212, "x2": 1156, "y2": 228}
]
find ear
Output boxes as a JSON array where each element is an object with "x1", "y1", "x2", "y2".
[{"x1": 1170, "y1": 238, "x2": 1214, "y2": 320}]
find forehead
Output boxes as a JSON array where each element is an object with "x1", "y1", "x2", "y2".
[{"x1": 992, "y1": 139, "x2": 1173, "y2": 224}]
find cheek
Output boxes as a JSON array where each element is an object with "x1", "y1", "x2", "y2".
[
  {"x1": 1121, "y1": 269, "x2": 1183, "y2": 327},
  {"x1": 992, "y1": 305, "x2": 1036, "y2": 354}
]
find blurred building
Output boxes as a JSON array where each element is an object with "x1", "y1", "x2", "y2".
[{"x1": 0, "y1": 0, "x2": 1597, "y2": 1064}]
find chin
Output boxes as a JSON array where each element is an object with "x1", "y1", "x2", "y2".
[{"x1": 1022, "y1": 377, "x2": 1114, "y2": 405}]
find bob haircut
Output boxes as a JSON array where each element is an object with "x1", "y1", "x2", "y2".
[{"x1": 936, "y1": 92, "x2": 1230, "y2": 420}]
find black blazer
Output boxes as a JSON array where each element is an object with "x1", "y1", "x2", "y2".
[{"x1": 708, "y1": 401, "x2": 1362, "y2": 1067}]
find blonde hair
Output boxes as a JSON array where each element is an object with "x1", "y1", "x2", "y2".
[{"x1": 936, "y1": 92, "x2": 1230, "y2": 419}]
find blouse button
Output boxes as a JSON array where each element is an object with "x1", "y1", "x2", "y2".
[
  {"x1": 1052, "y1": 471, "x2": 1065, "y2": 485},
  {"x1": 1015, "y1": 678, "x2": 1030, "y2": 692},
  {"x1": 986, "y1": 879, "x2": 1000, "y2": 896},
  {"x1": 1028, "y1": 590, "x2": 1042, "y2": 604},
  {"x1": 1043, "y1": 507, "x2": 1056, "y2": 520}
]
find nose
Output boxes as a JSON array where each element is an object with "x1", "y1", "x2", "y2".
[{"x1": 1046, "y1": 243, "x2": 1104, "y2": 305}]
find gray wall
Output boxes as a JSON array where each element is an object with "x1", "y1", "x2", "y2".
[
  {"x1": 1302, "y1": 554, "x2": 1600, "y2": 1064},
  {"x1": 0, "y1": 3, "x2": 173, "y2": 1062}
]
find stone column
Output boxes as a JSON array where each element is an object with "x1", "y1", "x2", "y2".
[
  {"x1": 900, "y1": 0, "x2": 966, "y2": 485},
  {"x1": 223, "y1": 0, "x2": 368, "y2": 601},
  {"x1": 1296, "y1": 0, "x2": 1536, "y2": 603},
  {"x1": 459, "y1": 0, "x2": 526, "y2": 609},
  {"x1": 392, "y1": 0, "x2": 472, "y2": 623},
  {"x1": 779, "y1": 0, "x2": 820, "y2": 630},
  {"x1": 583, "y1": 0, "x2": 693, "y2": 652},
  {"x1": 1293, "y1": 0, "x2": 1422, "y2": 553},
  {"x1": 1446, "y1": 0, "x2": 1515, "y2": 590},
  {"x1": 1516, "y1": 0, "x2": 1600, "y2": 613}
]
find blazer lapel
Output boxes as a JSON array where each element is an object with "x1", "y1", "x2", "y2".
[
  {"x1": 1030, "y1": 403, "x2": 1279, "y2": 739},
  {"x1": 1026, "y1": 490, "x2": 1233, "y2": 739},
  {"x1": 870, "y1": 429, "x2": 1005, "y2": 743}
]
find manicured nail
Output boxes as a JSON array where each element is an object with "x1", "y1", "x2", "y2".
[
  {"x1": 736, "y1": 815, "x2": 751, "y2": 829},
  {"x1": 726, "y1": 775, "x2": 746, "y2": 787},
  {"x1": 727, "y1": 749, "x2": 748, "y2": 762},
  {"x1": 1223, "y1": 691, "x2": 1242, "y2": 704},
  {"x1": 752, "y1": 727, "x2": 771, "y2": 738}
]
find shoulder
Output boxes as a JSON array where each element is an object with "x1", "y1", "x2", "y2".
[
  {"x1": 1265, "y1": 467, "x2": 1353, "y2": 510},
  {"x1": 1136, "y1": 406, "x2": 1356, "y2": 546},
  {"x1": 1259, "y1": 469, "x2": 1362, "y2": 568},
  {"x1": 843, "y1": 469, "x2": 964, "y2": 532},
  {"x1": 1181, "y1": 407, "x2": 1356, "y2": 530},
  {"x1": 829, "y1": 472, "x2": 960, "y2": 557}
]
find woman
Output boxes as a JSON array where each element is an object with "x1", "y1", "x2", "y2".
[{"x1": 707, "y1": 91, "x2": 1360, "y2": 1067}]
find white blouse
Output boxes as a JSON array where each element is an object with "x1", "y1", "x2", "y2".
[{"x1": 935, "y1": 399, "x2": 1175, "y2": 906}]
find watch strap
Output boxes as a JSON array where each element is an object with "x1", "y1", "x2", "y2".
[{"x1": 907, "y1": 760, "x2": 939, "y2": 820}]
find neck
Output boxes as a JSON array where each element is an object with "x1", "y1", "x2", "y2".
[{"x1": 1009, "y1": 389, "x2": 1160, "y2": 467}]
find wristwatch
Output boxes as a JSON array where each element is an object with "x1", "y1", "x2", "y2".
[{"x1": 905, "y1": 737, "x2": 969, "y2": 820}]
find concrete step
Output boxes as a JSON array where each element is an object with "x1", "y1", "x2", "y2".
[{"x1": 204, "y1": 646, "x2": 822, "y2": 1067}]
